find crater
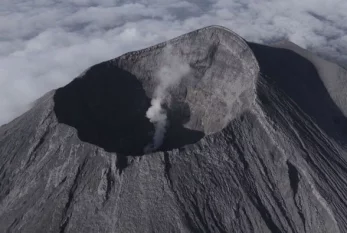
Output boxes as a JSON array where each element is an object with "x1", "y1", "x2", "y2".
[
  {"x1": 53, "y1": 63, "x2": 223, "y2": 155},
  {"x1": 54, "y1": 27, "x2": 258, "y2": 155},
  {"x1": 53, "y1": 62, "x2": 246, "y2": 155}
]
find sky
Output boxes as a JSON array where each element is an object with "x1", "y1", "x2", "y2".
[{"x1": 0, "y1": 0, "x2": 347, "y2": 126}]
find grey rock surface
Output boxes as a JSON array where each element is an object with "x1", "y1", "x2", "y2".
[{"x1": 1, "y1": 25, "x2": 347, "y2": 233}]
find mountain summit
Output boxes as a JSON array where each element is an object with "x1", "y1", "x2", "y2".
[{"x1": 1, "y1": 26, "x2": 347, "y2": 233}]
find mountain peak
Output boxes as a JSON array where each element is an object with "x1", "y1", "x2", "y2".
[{"x1": 1, "y1": 26, "x2": 347, "y2": 233}]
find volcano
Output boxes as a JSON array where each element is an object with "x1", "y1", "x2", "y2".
[{"x1": 1, "y1": 26, "x2": 347, "y2": 233}]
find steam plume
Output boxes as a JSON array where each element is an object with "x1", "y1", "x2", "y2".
[{"x1": 145, "y1": 45, "x2": 190, "y2": 153}]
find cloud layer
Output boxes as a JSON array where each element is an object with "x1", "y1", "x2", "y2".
[{"x1": 1, "y1": 0, "x2": 346, "y2": 125}]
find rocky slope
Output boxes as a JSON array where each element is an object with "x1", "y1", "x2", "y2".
[{"x1": 0, "y1": 25, "x2": 347, "y2": 233}]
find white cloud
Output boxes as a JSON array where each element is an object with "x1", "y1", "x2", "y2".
[{"x1": 0, "y1": 0, "x2": 346, "y2": 126}]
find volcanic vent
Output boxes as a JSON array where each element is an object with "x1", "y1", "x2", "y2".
[{"x1": 54, "y1": 26, "x2": 258, "y2": 155}]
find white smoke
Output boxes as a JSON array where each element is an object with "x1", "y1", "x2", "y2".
[{"x1": 145, "y1": 45, "x2": 191, "y2": 153}]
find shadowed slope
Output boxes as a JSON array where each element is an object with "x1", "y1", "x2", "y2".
[{"x1": 249, "y1": 43, "x2": 347, "y2": 145}]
